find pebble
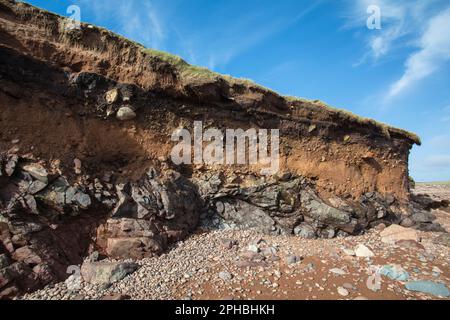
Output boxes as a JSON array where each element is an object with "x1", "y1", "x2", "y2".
[{"x1": 337, "y1": 287, "x2": 349, "y2": 297}]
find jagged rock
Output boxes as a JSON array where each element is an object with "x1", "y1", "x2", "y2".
[
  {"x1": 105, "y1": 88, "x2": 120, "y2": 104},
  {"x1": 73, "y1": 192, "x2": 91, "y2": 209},
  {"x1": 5, "y1": 155, "x2": 18, "y2": 176},
  {"x1": 380, "y1": 225, "x2": 419, "y2": 244},
  {"x1": 300, "y1": 190, "x2": 354, "y2": 231},
  {"x1": 411, "y1": 211, "x2": 436, "y2": 223},
  {"x1": 220, "y1": 200, "x2": 277, "y2": 234},
  {"x1": 106, "y1": 236, "x2": 164, "y2": 260},
  {"x1": 22, "y1": 164, "x2": 48, "y2": 183},
  {"x1": 12, "y1": 246, "x2": 42, "y2": 265},
  {"x1": 0, "y1": 253, "x2": 10, "y2": 269},
  {"x1": 97, "y1": 169, "x2": 201, "y2": 259},
  {"x1": 116, "y1": 106, "x2": 136, "y2": 121},
  {"x1": 80, "y1": 261, "x2": 138, "y2": 286},
  {"x1": 28, "y1": 180, "x2": 47, "y2": 195}
]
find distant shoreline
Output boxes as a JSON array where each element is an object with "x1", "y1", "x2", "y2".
[{"x1": 416, "y1": 181, "x2": 450, "y2": 185}]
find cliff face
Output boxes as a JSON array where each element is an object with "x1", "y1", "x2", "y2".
[
  {"x1": 0, "y1": 0, "x2": 419, "y2": 201},
  {"x1": 0, "y1": 0, "x2": 434, "y2": 299}
]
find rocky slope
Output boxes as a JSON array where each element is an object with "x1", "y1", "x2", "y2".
[{"x1": 0, "y1": 0, "x2": 447, "y2": 299}]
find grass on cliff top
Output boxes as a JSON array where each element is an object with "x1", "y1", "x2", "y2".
[
  {"x1": 285, "y1": 96, "x2": 421, "y2": 144},
  {"x1": 140, "y1": 49, "x2": 420, "y2": 144},
  {"x1": 141, "y1": 48, "x2": 271, "y2": 90}
]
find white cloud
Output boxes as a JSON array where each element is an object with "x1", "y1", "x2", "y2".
[
  {"x1": 389, "y1": 7, "x2": 450, "y2": 97},
  {"x1": 344, "y1": 0, "x2": 411, "y2": 63}
]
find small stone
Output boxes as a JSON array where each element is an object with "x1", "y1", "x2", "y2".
[
  {"x1": 218, "y1": 271, "x2": 233, "y2": 281},
  {"x1": 27, "y1": 180, "x2": 47, "y2": 195},
  {"x1": 5, "y1": 155, "x2": 18, "y2": 176},
  {"x1": 116, "y1": 106, "x2": 136, "y2": 121},
  {"x1": 247, "y1": 245, "x2": 260, "y2": 253},
  {"x1": 354, "y1": 244, "x2": 374, "y2": 258},
  {"x1": 105, "y1": 88, "x2": 120, "y2": 104},
  {"x1": 286, "y1": 255, "x2": 302, "y2": 265},
  {"x1": 330, "y1": 268, "x2": 347, "y2": 276},
  {"x1": 101, "y1": 294, "x2": 131, "y2": 300},
  {"x1": 74, "y1": 158, "x2": 82, "y2": 175},
  {"x1": 337, "y1": 287, "x2": 349, "y2": 297},
  {"x1": 343, "y1": 248, "x2": 356, "y2": 256}
]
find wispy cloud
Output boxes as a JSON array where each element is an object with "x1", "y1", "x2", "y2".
[
  {"x1": 344, "y1": 0, "x2": 450, "y2": 100},
  {"x1": 343, "y1": 0, "x2": 411, "y2": 65},
  {"x1": 389, "y1": 7, "x2": 450, "y2": 97},
  {"x1": 78, "y1": 0, "x2": 166, "y2": 49}
]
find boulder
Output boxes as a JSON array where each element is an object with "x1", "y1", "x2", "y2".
[
  {"x1": 106, "y1": 236, "x2": 163, "y2": 260},
  {"x1": 405, "y1": 281, "x2": 450, "y2": 297},
  {"x1": 80, "y1": 261, "x2": 139, "y2": 286},
  {"x1": 380, "y1": 224, "x2": 419, "y2": 244},
  {"x1": 412, "y1": 211, "x2": 436, "y2": 223}
]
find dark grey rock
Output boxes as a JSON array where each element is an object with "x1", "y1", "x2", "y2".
[{"x1": 294, "y1": 223, "x2": 316, "y2": 239}]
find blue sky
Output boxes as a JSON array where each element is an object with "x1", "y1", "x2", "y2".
[{"x1": 23, "y1": 0, "x2": 450, "y2": 182}]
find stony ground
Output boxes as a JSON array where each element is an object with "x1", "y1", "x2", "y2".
[{"x1": 19, "y1": 185, "x2": 450, "y2": 301}]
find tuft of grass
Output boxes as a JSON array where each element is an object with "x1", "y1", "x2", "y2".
[{"x1": 141, "y1": 48, "x2": 272, "y2": 90}]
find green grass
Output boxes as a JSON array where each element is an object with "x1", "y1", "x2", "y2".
[
  {"x1": 416, "y1": 181, "x2": 450, "y2": 185},
  {"x1": 141, "y1": 48, "x2": 269, "y2": 89}
]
